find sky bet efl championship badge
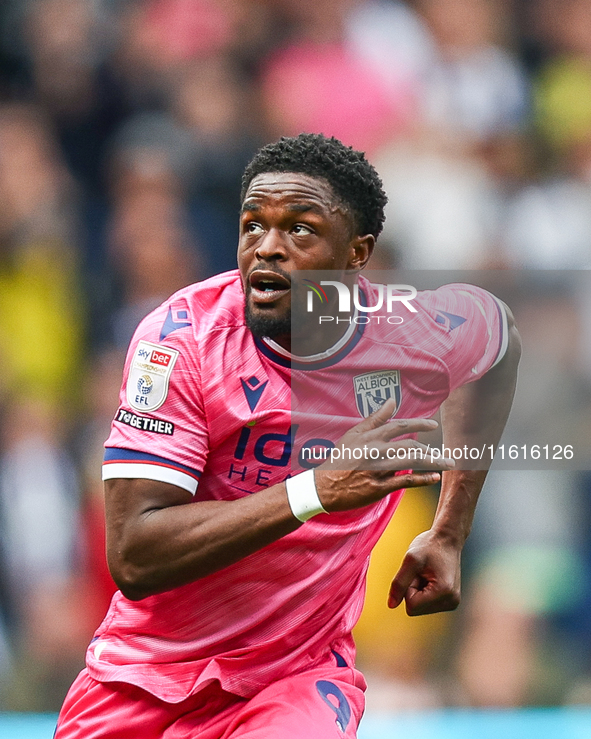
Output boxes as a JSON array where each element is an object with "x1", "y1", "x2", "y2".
[
  {"x1": 354, "y1": 370, "x2": 401, "y2": 418},
  {"x1": 127, "y1": 340, "x2": 179, "y2": 413}
]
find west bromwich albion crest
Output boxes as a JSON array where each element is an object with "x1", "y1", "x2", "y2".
[{"x1": 354, "y1": 370, "x2": 401, "y2": 418}]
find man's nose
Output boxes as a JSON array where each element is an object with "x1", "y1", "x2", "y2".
[{"x1": 254, "y1": 229, "x2": 288, "y2": 261}]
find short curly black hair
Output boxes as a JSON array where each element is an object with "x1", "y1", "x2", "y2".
[{"x1": 241, "y1": 133, "x2": 387, "y2": 238}]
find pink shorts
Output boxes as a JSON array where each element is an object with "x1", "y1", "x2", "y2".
[{"x1": 55, "y1": 663, "x2": 366, "y2": 739}]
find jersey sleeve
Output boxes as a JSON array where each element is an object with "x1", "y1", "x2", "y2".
[
  {"x1": 419, "y1": 283, "x2": 509, "y2": 393},
  {"x1": 102, "y1": 298, "x2": 208, "y2": 495}
]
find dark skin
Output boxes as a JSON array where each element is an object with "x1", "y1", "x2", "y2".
[
  {"x1": 106, "y1": 172, "x2": 521, "y2": 617},
  {"x1": 388, "y1": 341, "x2": 521, "y2": 614},
  {"x1": 239, "y1": 173, "x2": 371, "y2": 353}
]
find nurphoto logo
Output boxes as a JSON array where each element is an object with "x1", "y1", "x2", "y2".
[
  {"x1": 305, "y1": 280, "x2": 417, "y2": 313},
  {"x1": 305, "y1": 279, "x2": 418, "y2": 325}
]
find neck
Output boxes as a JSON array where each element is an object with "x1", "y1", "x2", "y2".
[{"x1": 269, "y1": 312, "x2": 354, "y2": 357}]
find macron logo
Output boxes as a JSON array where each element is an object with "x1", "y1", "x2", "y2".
[
  {"x1": 435, "y1": 311, "x2": 467, "y2": 331},
  {"x1": 241, "y1": 376, "x2": 268, "y2": 412},
  {"x1": 160, "y1": 306, "x2": 192, "y2": 340}
]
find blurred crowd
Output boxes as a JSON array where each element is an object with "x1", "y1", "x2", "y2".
[{"x1": 0, "y1": 0, "x2": 591, "y2": 713}]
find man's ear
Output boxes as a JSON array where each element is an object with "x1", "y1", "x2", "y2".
[{"x1": 347, "y1": 234, "x2": 375, "y2": 272}]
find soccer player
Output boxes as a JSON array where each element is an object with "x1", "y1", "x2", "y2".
[{"x1": 55, "y1": 133, "x2": 520, "y2": 738}]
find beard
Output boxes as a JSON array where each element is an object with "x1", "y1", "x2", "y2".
[{"x1": 244, "y1": 296, "x2": 292, "y2": 340}]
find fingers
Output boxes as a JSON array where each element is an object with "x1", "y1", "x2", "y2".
[
  {"x1": 389, "y1": 472, "x2": 441, "y2": 489},
  {"x1": 353, "y1": 400, "x2": 437, "y2": 437},
  {"x1": 354, "y1": 397, "x2": 400, "y2": 431},
  {"x1": 355, "y1": 412, "x2": 439, "y2": 444},
  {"x1": 388, "y1": 553, "x2": 420, "y2": 609},
  {"x1": 369, "y1": 440, "x2": 455, "y2": 471},
  {"x1": 367, "y1": 417, "x2": 438, "y2": 443},
  {"x1": 389, "y1": 574, "x2": 460, "y2": 615},
  {"x1": 404, "y1": 586, "x2": 461, "y2": 616},
  {"x1": 388, "y1": 550, "x2": 461, "y2": 614},
  {"x1": 343, "y1": 411, "x2": 449, "y2": 468}
]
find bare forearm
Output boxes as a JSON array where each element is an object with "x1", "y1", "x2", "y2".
[
  {"x1": 107, "y1": 480, "x2": 300, "y2": 600},
  {"x1": 389, "y1": 310, "x2": 520, "y2": 616},
  {"x1": 433, "y1": 320, "x2": 521, "y2": 548},
  {"x1": 431, "y1": 469, "x2": 486, "y2": 547},
  {"x1": 107, "y1": 413, "x2": 448, "y2": 600}
]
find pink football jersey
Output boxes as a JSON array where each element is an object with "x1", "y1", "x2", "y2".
[{"x1": 95, "y1": 271, "x2": 507, "y2": 702}]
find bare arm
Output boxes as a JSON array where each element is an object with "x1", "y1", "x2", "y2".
[
  {"x1": 433, "y1": 305, "x2": 522, "y2": 547},
  {"x1": 389, "y1": 306, "x2": 521, "y2": 615},
  {"x1": 106, "y1": 411, "x2": 451, "y2": 600},
  {"x1": 105, "y1": 477, "x2": 301, "y2": 600}
]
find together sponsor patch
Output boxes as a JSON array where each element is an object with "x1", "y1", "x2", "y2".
[{"x1": 115, "y1": 408, "x2": 175, "y2": 435}]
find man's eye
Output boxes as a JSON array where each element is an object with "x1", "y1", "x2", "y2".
[
  {"x1": 292, "y1": 224, "x2": 313, "y2": 235},
  {"x1": 245, "y1": 222, "x2": 264, "y2": 234}
]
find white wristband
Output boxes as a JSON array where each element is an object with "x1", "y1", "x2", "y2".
[{"x1": 285, "y1": 470, "x2": 327, "y2": 522}]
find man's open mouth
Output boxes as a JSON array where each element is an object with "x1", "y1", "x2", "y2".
[{"x1": 249, "y1": 270, "x2": 291, "y2": 303}]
